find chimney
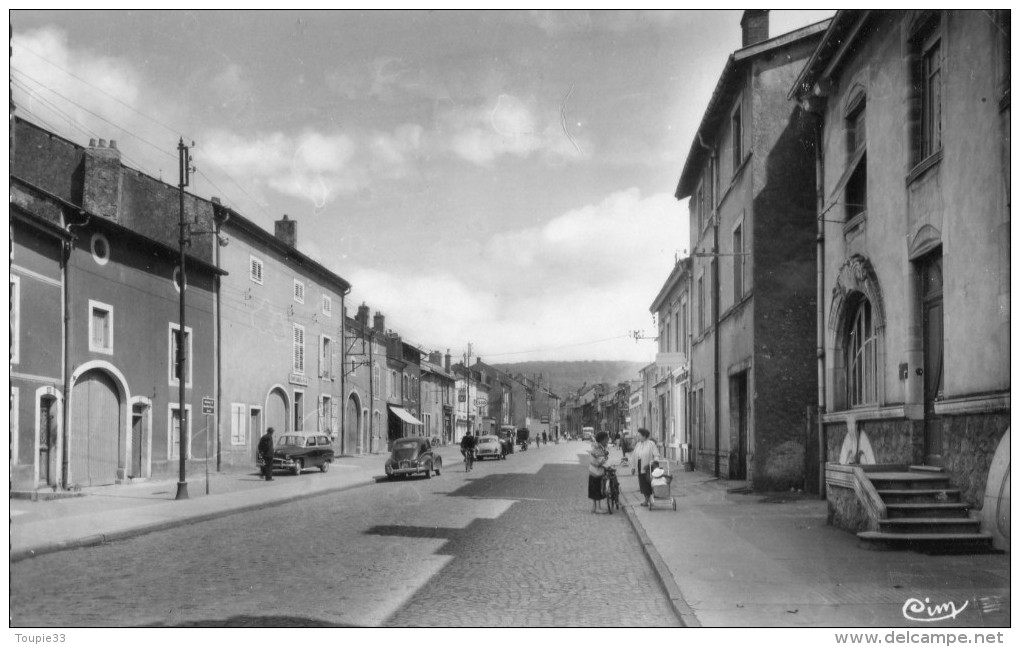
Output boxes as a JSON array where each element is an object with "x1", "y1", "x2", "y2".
[
  {"x1": 429, "y1": 351, "x2": 442, "y2": 365},
  {"x1": 356, "y1": 303, "x2": 370, "y2": 327},
  {"x1": 373, "y1": 311, "x2": 385, "y2": 333},
  {"x1": 83, "y1": 138, "x2": 123, "y2": 220},
  {"x1": 445, "y1": 349, "x2": 451, "y2": 372},
  {"x1": 740, "y1": 9, "x2": 769, "y2": 48},
  {"x1": 275, "y1": 214, "x2": 297, "y2": 248}
]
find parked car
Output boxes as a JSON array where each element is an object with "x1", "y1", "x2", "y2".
[
  {"x1": 263, "y1": 432, "x2": 335, "y2": 476},
  {"x1": 385, "y1": 437, "x2": 442, "y2": 479},
  {"x1": 475, "y1": 434, "x2": 504, "y2": 461},
  {"x1": 581, "y1": 426, "x2": 595, "y2": 441}
]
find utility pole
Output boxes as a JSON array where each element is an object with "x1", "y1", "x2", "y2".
[
  {"x1": 465, "y1": 342, "x2": 472, "y2": 436},
  {"x1": 175, "y1": 138, "x2": 191, "y2": 500}
]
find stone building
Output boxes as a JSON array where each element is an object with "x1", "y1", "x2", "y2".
[
  {"x1": 649, "y1": 257, "x2": 692, "y2": 462},
  {"x1": 213, "y1": 207, "x2": 351, "y2": 467},
  {"x1": 11, "y1": 117, "x2": 219, "y2": 488},
  {"x1": 791, "y1": 10, "x2": 1010, "y2": 548},
  {"x1": 675, "y1": 11, "x2": 829, "y2": 488}
]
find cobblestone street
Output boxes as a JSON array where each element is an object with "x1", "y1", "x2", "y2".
[{"x1": 10, "y1": 443, "x2": 679, "y2": 627}]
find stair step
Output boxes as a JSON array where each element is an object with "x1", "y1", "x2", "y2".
[
  {"x1": 868, "y1": 472, "x2": 950, "y2": 490},
  {"x1": 859, "y1": 530, "x2": 992, "y2": 542},
  {"x1": 908, "y1": 465, "x2": 945, "y2": 473},
  {"x1": 878, "y1": 518, "x2": 981, "y2": 534},
  {"x1": 877, "y1": 488, "x2": 961, "y2": 499},
  {"x1": 885, "y1": 503, "x2": 970, "y2": 518}
]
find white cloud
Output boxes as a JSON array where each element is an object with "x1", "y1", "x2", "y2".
[
  {"x1": 344, "y1": 188, "x2": 687, "y2": 362},
  {"x1": 442, "y1": 94, "x2": 591, "y2": 165}
]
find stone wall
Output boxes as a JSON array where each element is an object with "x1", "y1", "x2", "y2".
[
  {"x1": 826, "y1": 484, "x2": 873, "y2": 532},
  {"x1": 940, "y1": 412, "x2": 1010, "y2": 510},
  {"x1": 859, "y1": 418, "x2": 920, "y2": 464},
  {"x1": 824, "y1": 422, "x2": 847, "y2": 461}
]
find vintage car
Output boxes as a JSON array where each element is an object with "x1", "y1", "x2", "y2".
[
  {"x1": 264, "y1": 432, "x2": 335, "y2": 476},
  {"x1": 385, "y1": 437, "x2": 442, "y2": 479},
  {"x1": 475, "y1": 434, "x2": 504, "y2": 461}
]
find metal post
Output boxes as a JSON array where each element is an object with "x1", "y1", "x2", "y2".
[{"x1": 175, "y1": 138, "x2": 190, "y2": 500}]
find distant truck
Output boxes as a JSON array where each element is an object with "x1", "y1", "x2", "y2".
[{"x1": 581, "y1": 426, "x2": 595, "y2": 441}]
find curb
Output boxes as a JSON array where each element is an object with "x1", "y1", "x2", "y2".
[
  {"x1": 621, "y1": 501, "x2": 701, "y2": 628},
  {"x1": 10, "y1": 476, "x2": 379, "y2": 563}
]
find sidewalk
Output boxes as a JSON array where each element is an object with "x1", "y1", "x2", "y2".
[
  {"x1": 10, "y1": 450, "x2": 404, "y2": 562},
  {"x1": 616, "y1": 464, "x2": 1010, "y2": 628}
]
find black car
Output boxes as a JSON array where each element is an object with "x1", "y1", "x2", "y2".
[
  {"x1": 258, "y1": 432, "x2": 335, "y2": 476},
  {"x1": 385, "y1": 437, "x2": 442, "y2": 479}
]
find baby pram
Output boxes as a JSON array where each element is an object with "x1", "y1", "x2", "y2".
[{"x1": 648, "y1": 460, "x2": 676, "y2": 511}]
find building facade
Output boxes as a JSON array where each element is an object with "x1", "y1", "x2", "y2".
[
  {"x1": 650, "y1": 257, "x2": 692, "y2": 462},
  {"x1": 676, "y1": 11, "x2": 827, "y2": 489},
  {"x1": 12, "y1": 118, "x2": 219, "y2": 488},
  {"x1": 791, "y1": 10, "x2": 1011, "y2": 542},
  {"x1": 214, "y1": 208, "x2": 351, "y2": 468}
]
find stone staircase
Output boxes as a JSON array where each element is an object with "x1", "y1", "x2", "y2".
[{"x1": 856, "y1": 466, "x2": 994, "y2": 553}]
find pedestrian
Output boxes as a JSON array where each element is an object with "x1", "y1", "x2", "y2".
[
  {"x1": 633, "y1": 428, "x2": 661, "y2": 507},
  {"x1": 258, "y1": 427, "x2": 275, "y2": 481},
  {"x1": 588, "y1": 431, "x2": 610, "y2": 513}
]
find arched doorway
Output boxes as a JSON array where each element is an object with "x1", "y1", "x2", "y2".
[
  {"x1": 266, "y1": 387, "x2": 288, "y2": 434},
  {"x1": 70, "y1": 369, "x2": 122, "y2": 487},
  {"x1": 344, "y1": 394, "x2": 360, "y2": 455}
]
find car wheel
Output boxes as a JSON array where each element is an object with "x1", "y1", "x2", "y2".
[
  {"x1": 320, "y1": 461, "x2": 330, "y2": 473},
  {"x1": 424, "y1": 461, "x2": 432, "y2": 478},
  {"x1": 292, "y1": 459, "x2": 302, "y2": 476}
]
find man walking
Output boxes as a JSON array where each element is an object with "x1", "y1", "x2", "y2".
[{"x1": 258, "y1": 427, "x2": 276, "y2": 481}]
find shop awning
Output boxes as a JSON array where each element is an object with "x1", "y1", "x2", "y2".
[{"x1": 389, "y1": 405, "x2": 424, "y2": 426}]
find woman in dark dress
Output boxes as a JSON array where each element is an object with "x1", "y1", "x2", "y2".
[{"x1": 588, "y1": 431, "x2": 610, "y2": 513}]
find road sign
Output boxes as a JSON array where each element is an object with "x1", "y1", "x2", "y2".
[
  {"x1": 474, "y1": 398, "x2": 487, "y2": 406},
  {"x1": 201, "y1": 397, "x2": 216, "y2": 415}
]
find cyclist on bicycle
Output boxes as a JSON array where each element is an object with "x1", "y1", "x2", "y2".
[{"x1": 460, "y1": 432, "x2": 477, "y2": 467}]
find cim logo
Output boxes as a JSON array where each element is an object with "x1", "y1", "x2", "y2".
[{"x1": 902, "y1": 597, "x2": 970, "y2": 622}]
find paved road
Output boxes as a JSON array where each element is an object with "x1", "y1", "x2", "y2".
[{"x1": 10, "y1": 442, "x2": 679, "y2": 627}]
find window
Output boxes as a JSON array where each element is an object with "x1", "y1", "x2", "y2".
[
  {"x1": 731, "y1": 102, "x2": 743, "y2": 175},
  {"x1": 294, "y1": 390, "x2": 304, "y2": 431},
  {"x1": 732, "y1": 222, "x2": 744, "y2": 300},
  {"x1": 920, "y1": 34, "x2": 942, "y2": 159},
  {"x1": 373, "y1": 365, "x2": 381, "y2": 394},
  {"x1": 697, "y1": 275, "x2": 705, "y2": 334},
  {"x1": 910, "y1": 14, "x2": 943, "y2": 167},
  {"x1": 90, "y1": 233, "x2": 110, "y2": 266},
  {"x1": 390, "y1": 370, "x2": 398, "y2": 398},
  {"x1": 320, "y1": 335, "x2": 333, "y2": 379},
  {"x1": 89, "y1": 300, "x2": 113, "y2": 354},
  {"x1": 673, "y1": 309, "x2": 681, "y2": 353},
  {"x1": 846, "y1": 296, "x2": 878, "y2": 407},
  {"x1": 293, "y1": 325, "x2": 305, "y2": 374},
  {"x1": 665, "y1": 319, "x2": 672, "y2": 353},
  {"x1": 249, "y1": 256, "x2": 264, "y2": 284},
  {"x1": 230, "y1": 403, "x2": 246, "y2": 446},
  {"x1": 403, "y1": 375, "x2": 409, "y2": 400},
  {"x1": 168, "y1": 323, "x2": 193, "y2": 386},
  {"x1": 680, "y1": 297, "x2": 688, "y2": 355},
  {"x1": 10, "y1": 276, "x2": 20, "y2": 364},
  {"x1": 696, "y1": 182, "x2": 706, "y2": 233},
  {"x1": 169, "y1": 404, "x2": 191, "y2": 460},
  {"x1": 322, "y1": 295, "x2": 332, "y2": 316},
  {"x1": 293, "y1": 279, "x2": 305, "y2": 303},
  {"x1": 845, "y1": 96, "x2": 867, "y2": 221},
  {"x1": 319, "y1": 395, "x2": 332, "y2": 434}
]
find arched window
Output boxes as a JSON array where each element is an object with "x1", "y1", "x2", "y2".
[{"x1": 846, "y1": 295, "x2": 877, "y2": 407}]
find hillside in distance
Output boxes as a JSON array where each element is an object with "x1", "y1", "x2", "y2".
[{"x1": 491, "y1": 360, "x2": 645, "y2": 398}]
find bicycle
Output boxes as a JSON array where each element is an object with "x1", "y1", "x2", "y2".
[
  {"x1": 463, "y1": 448, "x2": 475, "y2": 472},
  {"x1": 603, "y1": 465, "x2": 621, "y2": 514}
]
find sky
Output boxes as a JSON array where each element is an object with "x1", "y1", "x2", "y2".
[{"x1": 9, "y1": 9, "x2": 835, "y2": 364}]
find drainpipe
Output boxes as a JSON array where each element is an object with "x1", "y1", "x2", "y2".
[
  {"x1": 61, "y1": 210, "x2": 90, "y2": 489},
  {"x1": 339, "y1": 285, "x2": 350, "y2": 454},
  {"x1": 813, "y1": 111, "x2": 827, "y2": 499},
  {"x1": 367, "y1": 328, "x2": 375, "y2": 453},
  {"x1": 213, "y1": 206, "x2": 229, "y2": 472},
  {"x1": 696, "y1": 131, "x2": 721, "y2": 478}
]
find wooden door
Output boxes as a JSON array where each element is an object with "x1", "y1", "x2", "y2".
[
  {"x1": 70, "y1": 370, "x2": 120, "y2": 487},
  {"x1": 267, "y1": 389, "x2": 287, "y2": 433},
  {"x1": 920, "y1": 253, "x2": 944, "y2": 466},
  {"x1": 345, "y1": 397, "x2": 359, "y2": 455}
]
